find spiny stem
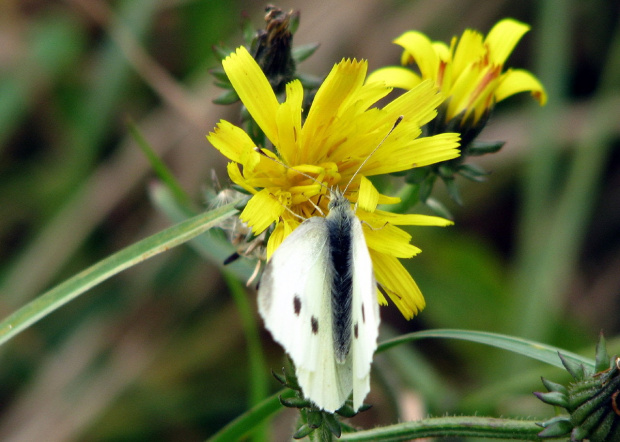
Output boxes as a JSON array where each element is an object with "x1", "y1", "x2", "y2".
[{"x1": 339, "y1": 416, "x2": 551, "y2": 441}]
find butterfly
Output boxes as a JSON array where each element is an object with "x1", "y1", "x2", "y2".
[
  {"x1": 257, "y1": 183, "x2": 380, "y2": 412},
  {"x1": 255, "y1": 117, "x2": 403, "y2": 412}
]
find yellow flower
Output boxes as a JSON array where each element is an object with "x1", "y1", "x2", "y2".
[
  {"x1": 368, "y1": 18, "x2": 547, "y2": 126},
  {"x1": 207, "y1": 46, "x2": 460, "y2": 318}
]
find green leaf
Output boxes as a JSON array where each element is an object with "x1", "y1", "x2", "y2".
[
  {"x1": 0, "y1": 202, "x2": 238, "y2": 347},
  {"x1": 377, "y1": 329, "x2": 595, "y2": 370}
]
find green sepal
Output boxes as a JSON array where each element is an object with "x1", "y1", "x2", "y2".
[
  {"x1": 271, "y1": 368, "x2": 287, "y2": 386},
  {"x1": 209, "y1": 68, "x2": 229, "y2": 83},
  {"x1": 444, "y1": 177, "x2": 463, "y2": 206},
  {"x1": 588, "y1": 410, "x2": 617, "y2": 442},
  {"x1": 594, "y1": 332, "x2": 609, "y2": 373},
  {"x1": 288, "y1": 9, "x2": 300, "y2": 34},
  {"x1": 213, "y1": 80, "x2": 232, "y2": 89},
  {"x1": 560, "y1": 353, "x2": 587, "y2": 381},
  {"x1": 571, "y1": 375, "x2": 620, "y2": 425},
  {"x1": 213, "y1": 89, "x2": 240, "y2": 105},
  {"x1": 418, "y1": 174, "x2": 436, "y2": 202},
  {"x1": 572, "y1": 404, "x2": 606, "y2": 434},
  {"x1": 307, "y1": 409, "x2": 323, "y2": 429},
  {"x1": 293, "y1": 423, "x2": 315, "y2": 439},
  {"x1": 425, "y1": 197, "x2": 454, "y2": 220},
  {"x1": 467, "y1": 140, "x2": 505, "y2": 156},
  {"x1": 280, "y1": 395, "x2": 312, "y2": 409},
  {"x1": 458, "y1": 163, "x2": 489, "y2": 182},
  {"x1": 568, "y1": 384, "x2": 600, "y2": 410},
  {"x1": 212, "y1": 44, "x2": 235, "y2": 61},
  {"x1": 334, "y1": 403, "x2": 357, "y2": 418},
  {"x1": 241, "y1": 14, "x2": 254, "y2": 45},
  {"x1": 534, "y1": 391, "x2": 569, "y2": 408},
  {"x1": 283, "y1": 362, "x2": 301, "y2": 391},
  {"x1": 541, "y1": 377, "x2": 569, "y2": 395},
  {"x1": 437, "y1": 164, "x2": 456, "y2": 179},
  {"x1": 537, "y1": 416, "x2": 573, "y2": 438},
  {"x1": 293, "y1": 43, "x2": 320, "y2": 62},
  {"x1": 296, "y1": 72, "x2": 323, "y2": 89},
  {"x1": 406, "y1": 167, "x2": 431, "y2": 185},
  {"x1": 323, "y1": 412, "x2": 342, "y2": 437}
]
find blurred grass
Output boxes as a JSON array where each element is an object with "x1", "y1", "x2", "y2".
[{"x1": 0, "y1": 0, "x2": 619, "y2": 440}]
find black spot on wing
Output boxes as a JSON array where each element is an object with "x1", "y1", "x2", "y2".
[
  {"x1": 362, "y1": 303, "x2": 365, "y2": 323},
  {"x1": 311, "y1": 316, "x2": 319, "y2": 334},
  {"x1": 354, "y1": 323, "x2": 358, "y2": 339},
  {"x1": 293, "y1": 295, "x2": 301, "y2": 316}
]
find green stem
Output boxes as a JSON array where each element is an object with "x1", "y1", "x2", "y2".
[
  {"x1": 339, "y1": 416, "x2": 548, "y2": 441},
  {"x1": 206, "y1": 388, "x2": 295, "y2": 442}
]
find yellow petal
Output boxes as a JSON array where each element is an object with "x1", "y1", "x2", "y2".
[
  {"x1": 431, "y1": 41, "x2": 451, "y2": 61},
  {"x1": 446, "y1": 62, "x2": 484, "y2": 119},
  {"x1": 266, "y1": 218, "x2": 296, "y2": 259},
  {"x1": 227, "y1": 162, "x2": 256, "y2": 195},
  {"x1": 451, "y1": 29, "x2": 485, "y2": 75},
  {"x1": 495, "y1": 69, "x2": 548, "y2": 105},
  {"x1": 485, "y1": 18, "x2": 530, "y2": 65},
  {"x1": 357, "y1": 176, "x2": 379, "y2": 212},
  {"x1": 364, "y1": 223, "x2": 421, "y2": 259},
  {"x1": 222, "y1": 47, "x2": 280, "y2": 146},
  {"x1": 239, "y1": 188, "x2": 284, "y2": 235},
  {"x1": 276, "y1": 80, "x2": 304, "y2": 165},
  {"x1": 370, "y1": 251, "x2": 425, "y2": 319},
  {"x1": 377, "y1": 194, "x2": 401, "y2": 205},
  {"x1": 382, "y1": 79, "x2": 442, "y2": 128},
  {"x1": 366, "y1": 132, "x2": 460, "y2": 175},
  {"x1": 366, "y1": 66, "x2": 422, "y2": 90},
  {"x1": 207, "y1": 120, "x2": 257, "y2": 164},
  {"x1": 374, "y1": 210, "x2": 454, "y2": 226},
  {"x1": 394, "y1": 31, "x2": 439, "y2": 80},
  {"x1": 340, "y1": 80, "x2": 393, "y2": 119},
  {"x1": 302, "y1": 59, "x2": 367, "y2": 160}
]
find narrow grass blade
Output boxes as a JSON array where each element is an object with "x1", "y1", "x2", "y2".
[
  {"x1": 0, "y1": 203, "x2": 238, "y2": 347},
  {"x1": 377, "y1": 329, "x2": 594, "y2": 370}
]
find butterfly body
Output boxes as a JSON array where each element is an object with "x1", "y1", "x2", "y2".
[{"x1": 258, "y1": 189, "x2": 380, "y2": 412}]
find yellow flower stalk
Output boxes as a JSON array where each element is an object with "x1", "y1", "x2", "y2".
[
  {"x1": 207, "y1": 46, "x2": 460, "y2": 318},
  {"x1": 368, "y1": 18, "x2": 547, "y2": 126}
]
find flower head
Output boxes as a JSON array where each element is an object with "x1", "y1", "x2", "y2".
[
  {"x1": 368, "y1": 18, "x2": 547, "y2": 127},
  {"x1": 207, "y1": 46, "x2": 460, "y2": 318}
]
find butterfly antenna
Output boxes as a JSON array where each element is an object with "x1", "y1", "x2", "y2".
[{"x1": 343, "y1": 115, "x2": 403, "y2": 194}]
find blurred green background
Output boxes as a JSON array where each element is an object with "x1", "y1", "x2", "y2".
[{"x1": 1, "y1": 0, "x2": 619, "y2": 440}]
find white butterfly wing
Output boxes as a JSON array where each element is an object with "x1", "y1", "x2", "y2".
[
  {"x1": 350, "y1": 218, "x2": 380, "y2": 411},
  {"x1": 258, "y1": 217, "x2": 352, "y2": 412}
]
